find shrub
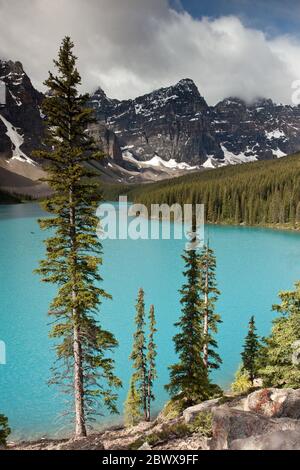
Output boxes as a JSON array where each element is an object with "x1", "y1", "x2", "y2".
[
  {"x1": 161, "y1": 399, "x2": 185, "y2": 420},
  {"x1": 188, "y1": 412, "x2": 213, "y2": 438},
  {"x1": 0, "y1": 414, "x2": 10, "y2": 447},
  {"x1": 231, "y1": 365, "x2": 252, "y2": 393}
]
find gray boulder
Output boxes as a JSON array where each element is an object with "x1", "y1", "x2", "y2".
[
  {"x1": 210, "y1": 406, "x2": 272, "y2": 450},
  {"x1": 183, "y1": 398, "x2": 221, "y2": 424},
  {"x1": 245, "y1": 388, "x2": 300, "y2": 419},
  {"x1": 231, "y1": 429, "x2": 300, "y2": 450},
  {"x1": 210, "y1": 405, "x2": 300, "y2": 450}
]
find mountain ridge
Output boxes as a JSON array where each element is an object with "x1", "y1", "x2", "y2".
[
  {"x1": 89, "y1": 78, "x2": 300, "y2": 168},
  {"x1": 1, "y1": 59, "x2": 300, "y2": 195}
]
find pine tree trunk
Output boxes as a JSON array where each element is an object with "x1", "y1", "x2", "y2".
[
  {"x1": 70, "y1": 189, "x2": 87, "y2": 438},
  {"x1": 147, "y1": 370, "x2": 151, "y2": 422},
  {"x1": 203, "y1": 263, "x2": 209, "y2": 369},
  {"x1": 250, "y1": 367, "x2": 254, "y2": 386},
  {"x1": 143, "y1": 364, "x2": 147, "y2": 421},
  {"x1": 73, "y1": 319, "x2": 86, "y2": 437}
]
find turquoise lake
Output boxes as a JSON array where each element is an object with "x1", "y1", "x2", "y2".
[{"x1": 1, "y1": 202, "x2": 300, "y2": 439}]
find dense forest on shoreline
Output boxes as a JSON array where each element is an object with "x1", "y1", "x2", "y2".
[
  {"x1": 102, "y1": 153, "x2": 300, "y2": 228},
  {"x1": 0, "y1": 190, "x2": 21, "y2": 204}
]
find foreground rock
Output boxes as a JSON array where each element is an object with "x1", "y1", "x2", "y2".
[
  {"x1": 245, "y1": 388, "x2": 300, "y2": 419},
  {"x1": 183, "y1": 398, "x2": 221, "y2": 424},
  {"x1": 210, "y1": 406, "x2": 300, "y2": 450},
  {"x1": 231, "y1": 429, "x2": 300, "y2": 450}
]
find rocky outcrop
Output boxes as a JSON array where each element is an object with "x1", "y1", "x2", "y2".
[
  {"x1": 88, "y1": 122, "x2": 123, "y2": 164},
  {"x1": 210, "y1": 406, "x2": 300, "y2": 450},
  {"x1": 183, "y1": 398, "x2": 221, "y2": 424},
  {"x1": 209, "y1": 388, "x2": 300, "y2": 450},
  {"x1": 245, "y1": 388, "x2": 300, "y2": 419},
  {"x1": 231, "y1": 429, "x2": 300, "y2": 450}
]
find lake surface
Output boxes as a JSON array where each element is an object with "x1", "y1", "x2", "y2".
[{"x1": 1, "y1": 202, "x2": 300, "y2": 439}]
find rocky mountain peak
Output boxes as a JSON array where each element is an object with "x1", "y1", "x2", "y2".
[
  {"x1": 135, "y1": 77, "x2": 207, "y2": 112},
  {"x1": 0, "y1": 60, "x2": 27, "y2": 96},
  {"x1": 173, "y1": 77, "x2": 200, "y2": 94},
  {"x1": 89, "y1": 86, "x2": 119, "y2": 122},
  {"x1": 251, "y1": 97, "x2": 274, "y2": 107},
  {"x1": 0, "y1": 59, "x2": 44, "y2": 169},
  {"x1": 0, "y1": 59, "x2": 24, "y2": 75},
  {"x1": 92, "y1": 86, "x2": 111, "y2": 102}
]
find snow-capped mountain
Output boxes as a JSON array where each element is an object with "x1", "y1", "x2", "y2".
[
  {"x1": 0, "y1": 60, "x2": 43, "y2": 160},
  {"x1": 89, "y1": 80, "x2": 300, "y2": 169},
  {"x1": 1, "y1": 59, "x2": 300, "y2": 195}
]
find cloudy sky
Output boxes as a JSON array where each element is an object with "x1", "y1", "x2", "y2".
[{"x1": 1, "y1": 0, "x2": 300, "y2": 104}]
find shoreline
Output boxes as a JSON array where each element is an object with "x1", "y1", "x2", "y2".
[
  {"x1": 1, "y1": 200, "x2": 300, "y2": 235},
  {"x1": 206, "y1": 220, "x2": 300, "y2": 235}
]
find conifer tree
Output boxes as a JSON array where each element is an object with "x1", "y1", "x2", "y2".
[
  {"x1": 260, "y1": 282, "x2": 300, "y2": 388},
  {"x1": 241, "y1": 316, "x2": 261, "y2": 384},
  {"x1": 165, "y1": 229, "x2": 211, "y2": 405},
  {"x1": 147, "y1": 304, "x2": 157, "y2": 421},
  {"x1": 0, "y1": 414, "x2": 10, "y2": 446},
  {"x1": 231, "y1": 365, "x2": 252, "y2": 394},
  {"x1": 130, "y1": 288, "x2": 148, "y2": 420},
  {"x1": 124, "y1": 377, "x2": 142, "y2": 427},
  {"x1": 198, "y1": 245, "x2": 221, "y2": 370},
  {"x1": 35, "y1": 37, "x2": 121, "y2": 437}
]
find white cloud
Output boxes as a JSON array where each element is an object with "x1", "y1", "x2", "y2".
[{"x1": 0, "y1": 0, "x2": 300, "y2": 104}]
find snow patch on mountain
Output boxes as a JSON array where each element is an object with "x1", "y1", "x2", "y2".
[
  {"x1": 265, "y1": 129, "x2": 286, "y2": 140},
  {"x1": 123, "y1": 151, "x2": 198, "y2": 171},
  {"x1": 203, "y1": 156, "x2": 220, "y2": 168},
  {"x1": 146, "y1": 155, "x2": 198, "y2": 170},
  {"x1": 0, "y1": 113, "x2": 35, "y2": 165},
  {"x1": 9, "y1": 90, "x2": 22, "y2": 107},
  {"x1": 272, "y1": 148, "x2": 286, "y2": 158},
  {"x1": 221, "y1": 145, "x2": 258, "y2": 165}
]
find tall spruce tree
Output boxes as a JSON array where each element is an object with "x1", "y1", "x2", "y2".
[
  {"x1": 198, "y1": 245, "x2": 221, "y2": 370},
  {"x1": 130, "y1": 288, "x2": 148, "y2": 420},
  {"x1": 259, "y1": 282, "x2": 300, "y2": 388},
  {"x1": 165, "y1": 229, "x2": 211, "y2": 405},
  {"x1": 35, "y1": 37, "x2": 121, "y2": 437},
  {"x1": 241, "y1": 316, "x2": 261, "y2": 384},
  {"x1": 147, "y1": 304, "x2": 157, "y2": 421}
]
